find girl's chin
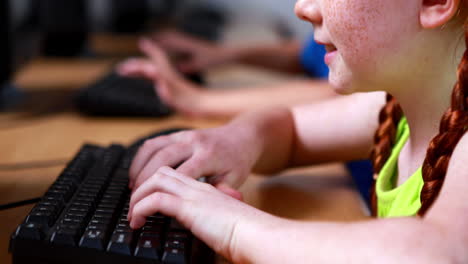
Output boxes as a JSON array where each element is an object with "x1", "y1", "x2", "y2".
[
  {"x1": 333, "y1": 86, "x2": 354, "y2": 95},
  {"x1": 328, "y1": 76, "x2": 354, "y2": 95}
]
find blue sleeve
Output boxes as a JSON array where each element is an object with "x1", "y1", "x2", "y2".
[{"x1": 299, "y1": 36, "x2": 329, "y2": 79}]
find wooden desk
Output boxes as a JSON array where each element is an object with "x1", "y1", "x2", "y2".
[{"x1": 0, "y1": 58, "x2": 367, "y2": 264}]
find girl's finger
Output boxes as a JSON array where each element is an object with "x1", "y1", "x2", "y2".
[
  {"x1": 129, "y1": 137, "x2": 172, "y2": 188},
  {"x1": 175, "y1": 154, "x2": 215, "y2": 180},
  {"x1": 215, "y1": 183, "x2": 244, "y2": 201},
  {"x1": 158, "y1": 166, "x2": 200, "y2": 187},
  {"x1": 130, "y1": 170, "x2": 188, "y2": 220},
  {"x1": 133, "y1": 144, "x2": 193, "y2": 191},
  {"x1": 130, "y1": 192, "x2": 183, "y2": 229}
]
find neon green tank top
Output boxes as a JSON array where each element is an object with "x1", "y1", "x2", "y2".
[{"x1": 376, "y1": 117, "x2": 424, "y2": 218}]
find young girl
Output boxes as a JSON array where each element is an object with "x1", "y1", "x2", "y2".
[{"x1": 126, "y1": 0, "x2": 468, "y2": 262}]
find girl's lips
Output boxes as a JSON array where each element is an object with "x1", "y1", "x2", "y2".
[
  {"x1": 324, "y1": 44, "x2": 337, "y2": 53},
  {"x1": 325, "y1": 50, "x2": 337, "y2": 65},
  {"x1": 315, "y1": 40, "x2": 338, "y2": 65}
]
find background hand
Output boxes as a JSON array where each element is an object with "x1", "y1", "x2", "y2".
[
  {"x1": 152, "y1": 30, "x2": 234, "y2": 73},
  {"x1": 117, "y1": 38, "x2": 205, "y2": 117}
]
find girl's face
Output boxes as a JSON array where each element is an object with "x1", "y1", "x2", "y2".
[{"x1": 296, "y1": 0, "x2": 422, "y2": 94}]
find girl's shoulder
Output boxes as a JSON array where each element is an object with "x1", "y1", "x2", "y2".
[
  {"x1": 447, "y1": 132, "x2": 468, "y2": 175},
  {"x1": 453, "y1": 132, "x2": 468, "y2": 158}
]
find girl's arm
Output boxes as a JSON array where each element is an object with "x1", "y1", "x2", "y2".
[
  {"x1": 129, "y1": 134, "x2": 468, "y2": 263},
  {"x1": 125, "y1": 84, "x2": 385, "y2": 189},
  {"x1": 235, "y1": 133, "x2": 468, "y2": 263},
  {"x1": 254, "y1": 91, "x2": 386, "y2": 173}
]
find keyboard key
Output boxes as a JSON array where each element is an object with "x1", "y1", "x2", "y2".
[
  {"x1": 169, "y1": 220, "x2": 187, "y2": 231},
  {"x1": 26, "y1": 210, "x2": 54, "y2": 227},
  {"x1": 14, "y1": 223, "x2": 45, "y2": 240},
  {"x1": 167, "y1": 232, "x2": 190, "y2": 240},
  {"x1": 51, "y1": 227, "x2": 80, "y2": 246},
  {"x1": 162, "y1": 247, "x2": 187, "y2": 264},
  {"x1": 134, "y1": 235, "x2": 162, "y2": 260},
  {"x1": 79, "y1": 229, "x2": 107, "y2": 250},
  {"x1": 107, "y1": 232, "x2": 134, "y2": 256},
  {"x1": 165, "y1": 238, "x2": 187, "y2": 250}
]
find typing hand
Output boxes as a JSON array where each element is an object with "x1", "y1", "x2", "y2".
[
  {"x1": 128, "y1": 166, "x2": 265, "y2": 262},
  {"x1": 117, "y1": 38, "x2": 204, "y2": 117},
  {"x1": 152, "y1": 30, "x2": 233, "y2": 73},
  {"x1": 128, "y1": 123, "x2": 260, "y2": 192}
]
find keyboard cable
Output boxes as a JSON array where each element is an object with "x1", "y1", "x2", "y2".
[
  {"x1": 0, "y1": 197, "x2": 41, "y2": 211},
  {"x1": 0, "y1": 158, "x2": 68, "y2": 211}
]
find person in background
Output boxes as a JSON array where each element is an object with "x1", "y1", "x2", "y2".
[{"x1": 118, "y1": 31, "x2": 335, "y2": 119}]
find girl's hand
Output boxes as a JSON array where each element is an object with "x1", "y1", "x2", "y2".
[
  {"x1": 117, "y1": 38, "x2": 205, "y2": 117},
  {"x1": 128, "y1": 166, "x2": 266, "y2": 262},
  {"x1": 152, "y1": 30, "x2": 234, "y2": 73},
  {"x1": 128, "y1": 122, "x2": 262, "y2": 192}
]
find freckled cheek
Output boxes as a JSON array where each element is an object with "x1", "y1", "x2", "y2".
[
  {"x1": 343, "y1": 41, "x2": 381, "y2": 74},
  {"x1": 330, "y1": 23, "x2": 380, "y2": 74}
]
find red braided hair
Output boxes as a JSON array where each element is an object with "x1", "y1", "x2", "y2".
[{"x1": 371, "y1": 17, "x2": 468, "y2": 217}]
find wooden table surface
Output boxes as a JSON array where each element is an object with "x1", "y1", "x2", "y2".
[{"x1": 0, "y1": 55, "x2": 368, "y2": 263}]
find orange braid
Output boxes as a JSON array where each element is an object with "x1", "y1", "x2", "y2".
[
  {"x1": 418, "y1": 21, "x2": 468, "y2": 216},
  {"x1": 370, "y1": 22, "x2": 468, "y2": 217},
  {"x1": 370, "y1": 94, "x2": 403, "y2": 216}
]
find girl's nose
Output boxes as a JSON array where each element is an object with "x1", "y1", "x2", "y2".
[{"x1": 295, "y1": 0, "x2": 322, "y2": 25}]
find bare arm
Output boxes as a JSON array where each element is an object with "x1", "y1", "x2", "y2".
[
  {"x1": 227, "y1": 40, "x2": 304, "y2": 74},
  {"x1": 128, "y1": 134, "x2": 468, "y2": 263},
  {"x1": 153, "y1": 31, "x2": 304, "y2": 74},
  {"x1": 290, "y1": 91, "x2": 386, "y2": 166},
  {"x1": 233, "y1": 133, "x2": 468, "y2": 264},
  {"x1": 193, "y1": 79, "x2": 335, "y2": 119},
  {"x1": 253, "y1": 91, "x2": 386, "y2": 174}
]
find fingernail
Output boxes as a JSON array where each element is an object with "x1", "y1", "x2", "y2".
[
  {"x1": 140, "y1": 38, "x2": 150, "y2": 48},
  {"x1": 130, "y1": 218, "x2": 142, "y2": 229}
]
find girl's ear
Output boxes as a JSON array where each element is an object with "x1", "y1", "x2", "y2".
[{"x1": 420, "y1": 0, "x2": 461, "y2": 28}]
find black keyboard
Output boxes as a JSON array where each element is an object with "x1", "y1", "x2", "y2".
[
  {"x1": 9, "y1": 130, "x2": 215, "y2": 264},
  {"x1": 75, "y1": 72, "x2": 173, "y2": 117},
  {"x1": 75, "y1": 71, "x2": 204, "y2": 117}
]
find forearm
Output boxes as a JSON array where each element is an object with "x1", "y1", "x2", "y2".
[
  {"x1": 224, "y1": 107, "x2": 296, "y2": 174},
  {"x1": 225, "y1": 40, "x2": 303, "y2": 74},
  {"x1": 194, "y1": 79, "x2": 335, "y2": 119},
  {"x1": 289, "y1": 92, "x2": 387, "y2": 165},
  {"x1": 234, "y1": 216, "x2": 457, "y2": 264}
]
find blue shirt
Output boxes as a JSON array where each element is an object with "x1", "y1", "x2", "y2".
[{"x1": 299, "y1": 36, "x2": 329, "y2": 79}]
